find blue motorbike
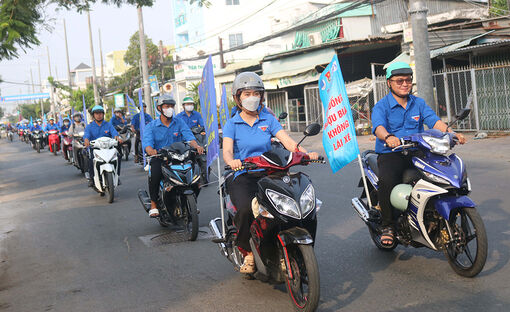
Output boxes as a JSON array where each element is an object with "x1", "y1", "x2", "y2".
[{"x1": 352, "y1": 108, "x2": 487, "y2": 277}]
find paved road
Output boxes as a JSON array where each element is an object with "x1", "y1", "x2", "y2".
[{"x1": 0, "y1": 134, "x2": 509, "y2": 312}]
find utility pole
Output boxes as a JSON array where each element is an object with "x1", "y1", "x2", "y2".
[
  {"x1": 63, "y1": 19, "x2": 72, "y2": 89},
  {"x1": 137, "y1": 6, "x2": 153, "y2": 116},
  {"x1": 98, "y1": 28, "x2": 105, "y2": 88},
  {"x1": 38, "y1": 59, "x2": 44, "y2": 116},
  {"x1": 87, "y1": 10, "x2": 100, "y2": 106},
  {"x1": 47, "y1": 46, "x2": 56, "y2": 116},
  {"x1": 159, "y1": 40, "x2": 165, "y2": 81},
  {"x1": 219, "y1": 37, "x2": 225, "y2": 69},
  {"x1": 30, "y1": 69, "x2": 35, "y2": 108},
  {"x1": 409, "y1": 0, "x2": 435, "y2": 110}
]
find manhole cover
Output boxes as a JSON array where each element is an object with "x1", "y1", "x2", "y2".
[{"x1": 139, "y1": 226, "x2": 214, "y2": 247}]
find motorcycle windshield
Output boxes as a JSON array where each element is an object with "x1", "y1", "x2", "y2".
[{"x1": 262, "y1": 144, "x2": 292, "y2": 168}]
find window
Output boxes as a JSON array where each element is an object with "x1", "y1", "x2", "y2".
[
  {"x1": 226, "y1": 0, "x2": 240, "y2": 5},
  {"x1": 229, "y1": 33, "x2": 243, "y2": 48}
]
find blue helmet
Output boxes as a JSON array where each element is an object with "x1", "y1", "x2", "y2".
[{"x1": 91, "y1": 105, "x2": 105, "y2": 113}]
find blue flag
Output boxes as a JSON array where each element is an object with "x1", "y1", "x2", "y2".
[
  {"x1": 198, "y1": 55, "x2": 220, "y2": 172},
  {"x1": 126, "y1": 94, "x2": 139, "y2": 116},
  {"x1": 71, "y1": 108, "x2": 75, "y2": 124},
  {"x1": 153, "y1": 96, "x2": 160, "y2": 118},
  {"x1": 219, "y1": 84, "x2": 229, "y2": 129},
  {"x1": 58, "y1": 113, "x2": 63, "y2": 128},
  {"x1": 82, "y1": 94, "x2": 88, "y2": 124},
  {"x1": 43, "y1": 114, "x2": 47, "y2": 128},
  {"x1": 138, "y1": 89, "x2": 146, "y2": 167},
  {"x1": 319, "y1": 54, "x2": 359, "y2": 173},
  {"x1": 29, "y1": 116, "x2": 33, "y2": 127}
]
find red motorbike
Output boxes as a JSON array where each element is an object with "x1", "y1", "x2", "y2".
[
  {"x1": 61, "y1": 130, "x2": 73, "y2": 162},
  {"x1": 48, "y1": 130, "x2": 61, "y2": 156},
  {"x1": 18, "y1": 129, "x2": 25, "y2": 142}
]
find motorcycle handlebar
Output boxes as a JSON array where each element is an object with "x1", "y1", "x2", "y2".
[{"x1": 225, "y1": 155, "x2": 326, "y2": 171}]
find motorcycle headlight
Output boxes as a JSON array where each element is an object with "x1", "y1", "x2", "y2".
[
  {"x1": 421, "y1": 170, "x2": 450, "y2": 185},
  {"x1": 79, "y1": 131, "x2": 84, "y2": 136},
  {"x1": 170, "y1": 151, "x2": 189, "y2": 161},
  {"x1": 423, "y1": 134, "x2": 450, "y2": 155},
  {"x1": 300, "y1": 185, "x2": 315, "y2": 218},
  {"x1": 266, "y1": 190, "x2": 300, "y2": 219}
]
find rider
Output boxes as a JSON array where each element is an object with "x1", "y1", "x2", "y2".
[
  {"x1": 83, "y1": 105, "x2": 121, "y2": 187},
  {"x1": 69, "y1": 112, "x2": 88, "y2": 175},
  {"x1": 110, "y1": 107, "x2": 131, "y2": 156},
  {"x1": 175, "y1": 96, "x2": 204, "y2": 129},
  {"x1": 222, "y1": 72, "x2": 318, "y2": 274},
  {"x1": 61, "y1": 117, "x2": 72, "y2": 160},
  {"x1": 143, "y1": 94, "x2": 204, "y2": 218},
  {"x1": 371, "y1": 61, "x2": 466, "y2": 247},
  {"x1": 45, "y1": 117, "x2": 60, "y2": 147},
  {"x1": 29, "y1": 119, "x2": 43, "y2": 146},
  {"x1": 131, "y1": 102, "x2": 153, "y2": 163}
]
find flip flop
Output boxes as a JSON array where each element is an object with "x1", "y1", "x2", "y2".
[
  {"x1": 380, "y1": 226, "x2": 395, "y2": 246},
  {"x1": 149, "y1": 209, "x2": 159, "y2": 218}
]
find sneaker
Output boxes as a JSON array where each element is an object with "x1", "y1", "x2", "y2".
[{"x1": 84, "y1": 172, "x2": 90, "y2": 179}]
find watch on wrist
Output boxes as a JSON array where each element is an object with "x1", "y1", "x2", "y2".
[{"x1": 384, "y1": 133, "x2": 395, "y2": 141}]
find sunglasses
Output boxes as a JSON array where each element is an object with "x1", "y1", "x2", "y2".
[{"x1": 390, "y1": 78, "x2": 413, "y2": 85}]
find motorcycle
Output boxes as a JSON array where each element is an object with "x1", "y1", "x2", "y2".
[
  {"x1": 351, "y1": 108, "x2": 487, "y2": 277},
  {"x1": 138, "y1": 142, "x2": 201, "y2": 241},
  {"x1": 32, "y1": 130, "x2": 45, "y2": 153},
  {"x1": 210, "y1": 123, "x2": 324, "y2": 312},
  {"x1": 72, "y1": 131, "x2": 87, "y2": 175},
  {"x1": 18, "y1": 129, "x2": 25, "y2": 142},
  {"x1": 62, "y1": 130, "x2": 73, "y2": 162},
  {"x1": 90, "y1": 137, "x2": 119, "y2": 203},
  {"x1": 115, "y1": 125, "x2": 132, "y2": 161},
  {"x1": 7, "y1": 130, "x2": 14, "y2": 142},
  {"x1": 48, "y1": 130, "x2": 60, "y2": 155},
  {"x1": 191, "y1": 125, "x2": 210, "y2": 185},
  {"x1": 24, "y1": 130, "x2": 31, "y2": 144}
]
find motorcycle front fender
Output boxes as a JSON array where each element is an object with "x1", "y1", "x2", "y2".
[
  {"x1": 434, "y1": 195, "x2": 476, "y2": 221},
  {"x1": 278, "y1": 227, "x2": 314, "y2": 246},
  {"x1": 99, "y1": 163, "x2": 115, "y2": 174}
]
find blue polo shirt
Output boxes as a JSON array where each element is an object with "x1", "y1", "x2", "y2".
[
  {"x1": 223, "y1": 110, "x2": 282, "y2": 162},
  {"x1": 45, "y1": 123, "x2": 60, "y2": 132},
  {"x1": 132, "y1": 112, "x2": 153, "y2": 131},
  {"x1": 110, "y1": 116, "x2": 127, "y2": 127},
  {"x1": 176, "y1": 110, "x2": 204, "y2": 129},
  {"x1": 84, "y1": 120, "x2": 118, "y2": 141},
  {"x1": 30, "y1": 125, "x2": 43, "y2": 131},
  {"x1": 142, "y1": 117, "x2": 196, "y2": 151},
  {"x1": 61, "y1": 124, "x2": 70, "y2": 133},
  {"x1": 372, "y1": 93, "x2": 440, "y2": 154}
]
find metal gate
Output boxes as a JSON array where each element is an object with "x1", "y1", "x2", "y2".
[
  {"x1": 266, "y1": 91, "x2": 289, "y2": 130},
  {"x1": 304, "y1": 85, "x2": 323, "y2": 126},
  {"x1": 288, "y1": 98, "x2": 307, "y2": 132}
]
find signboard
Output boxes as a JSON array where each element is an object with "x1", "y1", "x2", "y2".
[
  {"x1": 0, "y1": 93, "x2": 50, "y2": 102},
  {"x1": 114, "y1": 93, "x2": 125, "y2": 107},
  {"x1": 149, "y1": 75, "x2": 159, "y2": 96}
]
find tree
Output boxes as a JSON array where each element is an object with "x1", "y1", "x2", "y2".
[
  {"x1": 124, "y1": 31, "x2": 159, "y2": 67},
  {"x1": 490, "y1": 0, "x2": 510, "y2": 16}
]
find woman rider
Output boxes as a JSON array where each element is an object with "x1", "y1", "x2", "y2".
[{"x1": 222, "y1": 72, "x2": 318, "y2": 274}]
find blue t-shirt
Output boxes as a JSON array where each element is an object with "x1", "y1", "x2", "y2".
[
  {"x1": 110, "y1": 116, "x2": 127, "y2": 127},
  {"x1": 176, "y1": 110, "x2": 204, "y2": 129},
  {"x1": 371, "y1": 93, "x2": 440, "y2": 154},
  {"x1": 132, "y1": 112, "x2": 153, "y2": 131},
  {"x1": 142, "y1": 117, "x2": 196, "y2": 151},
  {"x1": 61, "y1": 124, "x2": 70, "y2": 133},
  {"x1": 223, "y1": 110, "x2": 282, "y2": 162},
  {"x1": 84, "y1": 120, "x2": 119, "y2": 141},
  {"x1": 30, "y1": 125, "x2": 43, "y2": 131},
  {"x1": 45, "y1": 124, "x2": 60, "y2": 132}
]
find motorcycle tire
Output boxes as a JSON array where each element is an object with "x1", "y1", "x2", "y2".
[
  {"x1": 444, "y1": 207, "x2": 487, "y2": 277},
  {"x1": 368, "y1": 224, "x2": 397, "y2": 251},
  {"x1": 36, "y1": 142, "x2": 40, "y2": 153},
  {"x1": 285, "y1": 244, "x2": 320, "y2": 312},
  {"x1": 52, "y1": 143, "x2": 57, "y2": 156},
  {"x1": 124, "y1": 147, "x2": 129, "y2": 161},
  {"x1": 184, "y1": 194, "x2": 199, "y2": 241},
  {"x1": 80, "y1": 157, "x2": 85, "y2": 174},
  {"x1": 104, "y1": 172, "x2": 115, "y2": 203}
]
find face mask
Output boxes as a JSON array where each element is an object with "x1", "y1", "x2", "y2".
[
  {"x1": 162, "y1": 107, "x2": 174, "y2": 118},
  {"x1": 64, "y1": 122, "x2": 70, "y2": 126},
  {"x1": 184, "y1": 104, "x2": 194, "y2": 112},
  {"x1": 241, "y1": 96, "x2": 261, "y2": 112}
]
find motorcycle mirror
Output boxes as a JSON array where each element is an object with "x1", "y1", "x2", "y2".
[
  {"x1": 303, "y1": 123, "x2": 321, "y2": 137},
  {"x1": 456, "y1": 108, "x2": 471, "y2": 121},
  {"x1": 278, "y1": 112, "x2": 288, "y2": 120}
]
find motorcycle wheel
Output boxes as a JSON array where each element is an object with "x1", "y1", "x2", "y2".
[
  {"x1": 52, "y1": 143, "x2": 57, "y2": 155},
  {"x1": 80, "y1": 157, "x2": 86, "y2": 174},
  {"x1": 444, "y1": 207, "x2": 487, "y2": 277},
  {"x1": 368, "y1": 224, "x2": 397, "y2": 251},
  {"x1": 285, "y1": 244, "x2": 320, "y2": 312},
  {"x1": 124, "y1": 147, "x2": 129, "y2": 161},
  {"x1": 184, "y1": 194, "x2": 199, "y2": 241},
  {"x1": 36, "y1": 142, "x2": 40, "y2": 153},
  {"x1": 104, "y1": 172, "x2": 115, "y2": 203}
]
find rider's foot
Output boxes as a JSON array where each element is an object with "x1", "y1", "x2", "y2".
[
  {"x1": 380, "y1": 226, "x2": 395, "y2": 246},
  {"x1": 149, "y1": 201, "x2": 159, "y2": 218},
  {"x1": 240, "y1": 253, "x2": 255, "y2": 274}
]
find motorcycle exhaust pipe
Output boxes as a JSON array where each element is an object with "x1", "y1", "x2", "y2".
[
  {"x1": 351, "y1": 197, "x2": 369, "y2": 222},
  {"x1": 137, "y1": 189, "x2": 152, "y2": 213},
  {"x1": 209, "y1": 218, "x2": 228, "y2": 257}
]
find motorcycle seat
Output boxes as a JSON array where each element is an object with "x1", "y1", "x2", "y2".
[{"x1": 363, "y1": 150, "x2": 379, "y2": 177}]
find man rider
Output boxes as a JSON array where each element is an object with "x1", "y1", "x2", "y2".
[
  {"x1": 131, "y1": 103, "x2": 153, "y2": 163},
  {"x1": 110, "y1": 107, "x2": 131, "y2": 157},
  {"x1": 371, "y1": 62, "x2": 466, "y2": 247},
  {"x1": 143, "y1": 94, "x2": 204, "y2": 218},
  {"x1": 175, "y1": 96, "x2": 204, "y2": 129},
  {"x1": 83, "y1": 105, "x2": 121, "y2": 187},
  {"x1": 69, "y1": 112, "x2": 88, "y2": 176},
  {"x1": 61, "y1": 117, "x2": 72, "y2": 160},
  {"x1": 30, "y1": 119, "x2": 43, "y2": 146},
  {"x1": 44, "y1": 117, "x2": 60, "y2": 148}
]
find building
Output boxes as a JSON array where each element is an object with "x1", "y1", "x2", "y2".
[
  {"x1": 70, "y1": 63, "x2": 93, "y2": 90},
  {"x1": 105, "y1": 50, "x2": 130, "y2": 77}
]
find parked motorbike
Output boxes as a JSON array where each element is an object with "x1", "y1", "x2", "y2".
[
  {"x1": 138, "y1": 142, "x2": 201, "y2": 241},
  {"x1": 352, "y1": 108, "x2": 487, "y2": 277},
  {"x1": 61, "y1": 130, "x2": 73, "y2": 162},
  {"x1": 191, "y1": 125, "x2": 210, "y2": 185},
  {"x1": 72, "y1": 131, "x2": 87, "y2": 175},
  {"x1": 90, "y1": 137, "x2": 119, "y2": 203},
  {"x1": 32, "y1": 130, "x2": 45, "y2": 153},
  {"x1": 48, "y1": 130, "x2": 60, "y2": 155},
  {"x1": 210, "y1": 123, "x2": 324, "y2": 312},
  {"x1": 115, "y1": 125, "x2": 132, "y2": 161}
]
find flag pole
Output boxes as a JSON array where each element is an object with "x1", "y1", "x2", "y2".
[
  {"x1": 217, "y1": 157, "x2": 226, "y2": 238},
  {"x1": 357, "y1": 154, "x2": 373, "y2": 208}
]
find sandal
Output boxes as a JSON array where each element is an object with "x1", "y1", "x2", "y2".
[
  {"x1": 380, "y1": 226, "x2": 395, "y2": 246},
  {"x1": 149, "y1": 208, "x2": 159, "y2": 218},
  {"x1": 240, "y1": 253, "x2": 255, "y2": 274}
]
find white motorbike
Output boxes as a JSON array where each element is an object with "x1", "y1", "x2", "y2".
[{"x1": 90, "y1": 137, "x2": 119, "y2": 203}]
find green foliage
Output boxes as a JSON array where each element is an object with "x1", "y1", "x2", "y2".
[
  {"x1": 19, "y1": 99, "x2": 50, "y2": 119},
  {"x1": 0, "y1": 106, "x2": 4, "y2": 118},
  {"x1": 69, "y1": 85, "x2": 95, "y2": 111},
  {"x1": 186, "y1": 82, "x2": 201, "y2": 113},
  {"x1": 490, "y1": 0, "x2": 509, "y2": 16},
  {"x1": 123, "y1": 31, "x2": 160, "y2": 67}
]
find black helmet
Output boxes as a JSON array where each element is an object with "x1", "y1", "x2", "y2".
[
  {"x1": 232, "y1": 72, "x2": 265, "y2": 97},
  {"x1": 157, "y1": 94, "x2": 176, "y2": 107}
]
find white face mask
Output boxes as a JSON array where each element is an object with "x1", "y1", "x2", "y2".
[
  {"x1": 241, "y1": 96, "x2": 261, "y2": 112},
  {"x1": 162, "y1": 107, "x2": 174, "y2": 118},
  {"x1": 184, "y1": 104, "x2": 194, "y2": 112},
  {"x1": 64, "y1": 122, "x2": 70, "y2": 126}
]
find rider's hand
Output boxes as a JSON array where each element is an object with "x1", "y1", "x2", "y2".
[
  {"x1": 385, "y1": 136, "x2": 401, "y2": 148},
  {"x1": 200, "y1": 131, "x2": 206, "y2": 135},
  {"x1": 196, "y1": 146, "x2": 205, "y2": 155},
  {"x1": 146, "y1": 147, "x2": 157, "y2": 156},
  {"x1": 454, "y1": 132, "x2": 466, "y2": 144},
  {"x1": 84, "y1": 139, "x2": 90, "y2": 148},
  {"x1": 228, "y1": 159, "x2": 242, "y2": 170},
  {"x1": 307, "y1": 152, "x2": 319, "y2": 160}
]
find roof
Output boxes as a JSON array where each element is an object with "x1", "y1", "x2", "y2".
[
  {"x1": 434, "y1": 39, "x2": 510, "y2": 58},
  {"x1": 430, "y1": 30, "x2": 496, "y2": 58},
  {"x1": 74, "y1": 63, "x2": 91, "y2": 70}
]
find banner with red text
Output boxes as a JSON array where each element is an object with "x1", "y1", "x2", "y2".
[{"x1": 319, "y1": 54, "x2": 359, "y2": 173}]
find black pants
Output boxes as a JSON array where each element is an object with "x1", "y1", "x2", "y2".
[
  {"x1": 148, "y1": 157, "x2": 163, "y2": 202},
  {"x1": 134, "y1": 132, "x2": 142, "y2": 160},
  {"x1": 87, "y1": 148, "x2": 122, "y2": 178},
  {"x1": 226, "y1": 173, "x2": 261, "y2": 252},
  {"x1": 377, "y1": 152, "x2": 414, "y2": 226}
]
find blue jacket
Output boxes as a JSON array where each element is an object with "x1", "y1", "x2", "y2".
[
  {"x1": 30, "y1": 125, "x2": 43, "y2": 131},
  {"x1": 110, "y1": 116, "x2": 127, "y2": 127},
  {"x1": 84, "y1": 120, "x2": 118, "y2": 141},
  {"x1": 45, "y1": 124, "x2": 60, "y2": 132},
  {"x1": 142, "y1": 117, "x2": 196, "y2": 151},
  {"x1": 176, "y1": 110, "x2": 204, "y2": 129},
  {"x1": 132, "y1": 112, "x2": 153, "y2": 131}
]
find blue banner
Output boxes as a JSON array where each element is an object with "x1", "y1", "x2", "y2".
[
  {"x1": 71, "y1": 108, "x2": 75, "y2": 124},
  {"x1": 43, "y1": 114, "x2": 47, "y2": 128},
  {"x1": 219, "y1": 84, "x2": 229, "y2": 129},
  {"x1": 126, "y1": 94, "x2": 139, "y2": 116},
  {"x1": 319, "y1": 54, "x2": 359, "y2": 173},
  {"x1": 0, "y1": 93, "x2": 50, "y2": 102},
  {"x1": 58, "y1": 113, "x2": 63, "y2": 128},
  {"x1": 29, "y1": 117, "x2": 33, "y2": 127},
  {"x1": 82, "y1": 95, "x2": 88, "y2": 124},
  {"x1": 198, "y1": 55, "x2": 220, "y2": 171},
  {"x1": 138, "y1": 89, "x2": 147, "y2": 167}
]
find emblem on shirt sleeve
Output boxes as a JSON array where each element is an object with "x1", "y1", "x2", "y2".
[
  {"x1": 259, "y1": 125, "x2": 268, "y2": 132},
  {"x1": 412, "y1": 115, "x2": 420, "y2": 121},
  {"x1": 173, "y1": 132, "x2": 179, "y2": 137}
]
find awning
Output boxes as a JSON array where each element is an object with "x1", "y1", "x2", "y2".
[
  {"x1": 261, "y1": 67, "x2": 320, "y2": 90},
  {"x1": 430, "y1": 31, "x2": 495, "y2": 58}
]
